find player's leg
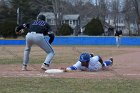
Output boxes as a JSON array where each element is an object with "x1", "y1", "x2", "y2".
[
  {"x1": 98, "y1": 55, "x2": 104, "y2": 67},
  {"x1": 36, "y1": 36, "x2": 55, "y2": 70},
  {"x1": 116, "y1": 37, "x2": 118, "y2": 47},
  {"x1": 22, "y1": 33, "x2": 33, "y2": 71},
  {"x1": 102, "y1": 57, "x2": 113, "y2": 70},
  {"x1": 118, "y1": 37, "x2": 121, "y2": 47},
  {"x1": 103, "y1": 57, "x2": 113, "y2": 67}
]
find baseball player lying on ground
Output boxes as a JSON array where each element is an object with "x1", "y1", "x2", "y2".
[{"x1": 62, "y1": 52, "x2": 113, "y2": 72}]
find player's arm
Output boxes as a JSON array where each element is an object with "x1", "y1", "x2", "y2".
[
  {"x1": 15, "y1": 23, "x2": 29, "y2": 34},
  {"x1": 64, "y1": 66, "x2": 77, "y2": 72},
  {"x1": 97, "y1": 55, "x2": 105, "y2": 67},
  {"x1": 45, "y1": 23, "x2": 55, "y2": 44},
  {"x1": 114, "y1": 30, "x2": 119, "y2": 36},
  {"x1": 63, "y1": 61, "x2": 81, "y2": 72},
  {"x1": 118, "y1": 30, "x2": 123, "y2": 36},
  {"x1": 48, "y1": 32, "x2": 55, "y2": 44}
]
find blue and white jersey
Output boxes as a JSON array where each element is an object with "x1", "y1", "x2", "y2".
[{"x1": 67, "y1": 56, "x2": 102, "y2": 71}]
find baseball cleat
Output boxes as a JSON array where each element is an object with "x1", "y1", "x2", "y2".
[
  {"x1": 109, "y1": 57, "x2": 113, "y2": 65},
  {"x1": 22, "y1": 65, "x2": 28, "y2": 71},
  {"x1": 41, "y1": 63, "x2": 49, "y2": 70}
]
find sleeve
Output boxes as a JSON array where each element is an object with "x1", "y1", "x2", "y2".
[
  {"x1": 115, "y1": 32, "x2": 117, "y2": 36},
  {"x1": 66, "y1": 61, "x2": 81, "y2": 71},
  {"x1": 15, "y1": 23, "x2": 29, "y2": 32},
  {"x1": 45, "y1": 23, "x2": 55, "y2": 44},
  {"x1": 93, "y1": 55, "x2": 104, "y2": 67},
  {"x1": 48, "y1": 33, "x2": 55, "y2": 44},
  {"x1": 44, "y1": 23, "x2": 52, "y2": 34},
  {"x1": 25, "y1": 23, "x2": 30, "y2": 29},
  {"x1": 115, "y1": 31, "x2": 118, "y2": 36}
]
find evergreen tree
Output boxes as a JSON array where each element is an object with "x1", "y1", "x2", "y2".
[
  {"x1": 10, "y1": 0, "x2": 39, "y2": 23},
  {"x1": 57, "y1": 24, "x2": 73, "y2": 36},
  {"x1": 84, "y1": 18, "x2": 104, "y2": 36}
]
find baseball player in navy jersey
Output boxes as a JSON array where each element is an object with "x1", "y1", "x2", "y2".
[
  {"x1": 15, "y1": 15, "x2": 55, "y2": 71},
  {"x1": 63, "y1": 52, "x2": 113, "y2": 72}
]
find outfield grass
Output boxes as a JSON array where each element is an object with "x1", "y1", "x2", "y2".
[
  {"x1": 0, "y1": 46, "x2": 128, "y2": 64},
  {"x1": 0, "y1": 77, "x2": 140, "y2": 93}
]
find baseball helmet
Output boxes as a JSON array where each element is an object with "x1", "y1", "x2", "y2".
[
  {"x1": 79, "y1": 52, "x2": 90, "y2": 62},
  {"x1": 37, "y1": 15, "x2": 46, "y2": 21}
]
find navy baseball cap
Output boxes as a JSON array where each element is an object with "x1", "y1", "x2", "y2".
[{"x1": 37, "y1": 15, "x2": 46, "y2": 21}]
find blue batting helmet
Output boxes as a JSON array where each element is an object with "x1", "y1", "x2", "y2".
[{"x1": 79, "y1": 52, "x2": 90, "y2": 62}]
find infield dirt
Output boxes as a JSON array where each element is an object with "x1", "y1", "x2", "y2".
[{"x1": 0, "y1": 46, "x2": 140, "y2": 79}]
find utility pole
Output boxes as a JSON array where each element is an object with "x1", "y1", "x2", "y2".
[
  {"x1": 52, "y1": 0, "x2": 58, "y2": 33},
  {"x1": 17, "y1": 8, "x2": 20, "y2": 25},
  {"x1": 52, "y1": 0, "x2": 62, "y2": 34}
]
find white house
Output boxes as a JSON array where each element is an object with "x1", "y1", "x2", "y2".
[
  {"x1": 38, "y1": 12, "x2": 81, "y2": 35},
  {"x1": 62, "y1": 14, "x2": 80, "y2": 29},
  {"x1": 38, "y1": 12, "x2": 56, "y2": 25},
  {"x1": 105, "y1": 13, "x2": 130, "y2": 35}
]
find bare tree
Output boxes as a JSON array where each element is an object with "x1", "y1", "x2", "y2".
[
  {"x1": 132, "y1": 0, "x2": 140, "y2": 35},
  {"x1": 123, "y1": 0, "x2": 137, "y2": 35}
]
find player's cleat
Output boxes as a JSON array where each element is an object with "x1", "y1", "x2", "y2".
[
  {"x1": 41, "y1": 63, "x2": 49, "y2": 70},
  {"x1": 117, "y1": 44, "x2": 120, "y2": 48},
  {"x1": 22, "y1": 65, "x2": 27, "y2": 71},
  {"x1": 109, "y1": 57, "x2": 113, "y2": 66}
]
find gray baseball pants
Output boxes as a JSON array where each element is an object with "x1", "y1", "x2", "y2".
[{"x1": 23, "y1": 32, "x2": 55, "y2": 65}]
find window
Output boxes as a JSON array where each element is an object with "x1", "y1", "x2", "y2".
[
  {"x1": 47, "y1": 19, "x2": 51, "y2": 24},
  {"x1": 69, "y1": 20, "x2": 72, "y2": 25},
  {"x1": 73, "y1": 20, "x2": 76, "y2": 25}
]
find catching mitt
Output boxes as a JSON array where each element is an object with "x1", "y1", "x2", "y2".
[{"x1": 15, "y1": 29, "x2": 25, "y2": 35}]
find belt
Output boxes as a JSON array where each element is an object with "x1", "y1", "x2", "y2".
[{"x1": 29, "y1": 32, "x2": 43, "y2": 34}]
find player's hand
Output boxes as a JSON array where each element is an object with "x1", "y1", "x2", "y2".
[{"x1": 60, "y1": 67, "x2": 68, "y2": 72}]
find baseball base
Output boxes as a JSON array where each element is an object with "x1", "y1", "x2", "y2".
[{"x1": 45, "y1": 69, "x2": 64, "y2": 74}]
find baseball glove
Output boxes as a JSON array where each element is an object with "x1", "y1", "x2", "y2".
[{"x1": 15, "y1": 29, "x2": 25, "y2": 35}]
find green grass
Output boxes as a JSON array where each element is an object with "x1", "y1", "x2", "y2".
[
  {"x1": 0, "y1": 46, "x2": 130, "y2": 64},
  {"x1": 0, "y1": 77, "x2": 140, "y2": 93}
]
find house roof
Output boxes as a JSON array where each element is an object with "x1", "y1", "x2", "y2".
[
  {"x1": 63, "y1": 14, "x2": 80, "y2": 20},
  {"x1": 39, "y1": 12, "x2": 55, "y2": 19},
  {"x1": 38, "y1": 12, "x2": 80, "y2": 20}
]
